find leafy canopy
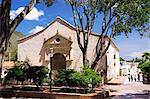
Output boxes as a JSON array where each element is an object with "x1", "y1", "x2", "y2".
[
  {"x1": 37, "y1": 0, "x2": 55, "y2": 6},
  {"x1": 138, "y1": 52, "x2": 150, "y2": 74},
  {"x1": 97, "y1": 0, "x2": 150, "y2": 36}
]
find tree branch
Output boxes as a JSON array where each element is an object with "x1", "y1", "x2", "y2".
[
  {"x1": 0, "y1": 0, "x2": 11, "y2": 50},
  {"x1": 92, "y1": 8, "x2": 116, "y2": 69},
  {"x1": 9, "y1": 0, "x2": 37, "y2": 39},
  {"x1": 75, "y1": 3, "x2": 84, "y2": 32},
  {"x1": 69, "y1": 1, "x2": 84, "y2": 52}
]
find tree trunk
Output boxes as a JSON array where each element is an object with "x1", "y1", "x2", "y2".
[
  {"x1": 0, "y1": 0, "x2": 11, "y2": 81},
  {"x1": 91, "y1": 38, "x2": 111, "y2": 69},
  {"x1": 0, "y1": 52, "x2": 5, "y2": 80},
  {"x1": 83, "y1": 51, "x2": 88, "y2": 66},
  {"x1": 0, "y1": 0, "x2": 37, "y2": 82}
]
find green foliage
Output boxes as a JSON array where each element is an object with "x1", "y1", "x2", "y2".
[
  {"x1": 55, "y1": 66, "x2": 101, "y2": 89},
  {"x1": 5, "y1": 61, "x2": 30, "y2": 82},
  {"x1": 71, "y1": 66, "x2": 101, "y2": 88},
  {"x1": 67, "y1": 0, "x2": 150, "y2": 67},
  {"x1": 138, "y1": 52, "x2": 150, "y2": 74},
  {"x1": 142, "y1": 52, "x2": 150, "y2": 61},
  {"x1": 110, "y1": 0, "x2": 150, "y2": 36},
  {"x1": 27, "y1": 66, "x2": 49, "y2": 87},
  {"x1": 54, "y1": 69, "x2": 76, "y2": 86},
  {"x1": 138, "y1": 61, "x2": 150, "y2": 74},
  {"x1": 37, "y1": 0, "x2": 55, "y2": 6},
  {"x1": 5, "y1": 66, "x2": 26, "y2": 82},
  {"x1": 120, "y1": 57, "x2": 125, "y2": 61},
  {"x1": 5, "y1": 61, "x2": 49, "y2": 87},
  {"x1": 68, "y1": 0, "x2": 150, "y2": 36}
]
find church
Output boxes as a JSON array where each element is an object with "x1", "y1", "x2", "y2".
[{"x1": 18, "y1": 17, "x2": 120, "y2": 81}]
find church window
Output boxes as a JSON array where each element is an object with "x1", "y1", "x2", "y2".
[{"x1": 56, "y1": 38, "x2": 60, "y2": 42}]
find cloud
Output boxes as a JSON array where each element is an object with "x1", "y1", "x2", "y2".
[
  {"x1": 10, "y1": 7, "x2": 44, "y2": 21},
  {"x1": 126, "y1": 50, "x2": 150, "y2": 58},
  {"x1": 10, "y1": 11, "x2": 16, "y2": 20},
  {"x1": 29, "y1": 26, "x2": 44, "y2": 34}
]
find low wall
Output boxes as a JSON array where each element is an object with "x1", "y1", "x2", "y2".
[{"x1": 0, "y1": 90, "x2": 107, "y2": 99}]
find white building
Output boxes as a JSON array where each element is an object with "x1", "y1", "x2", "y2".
[
  {"x1": 18, "y1": 17, "x2": 120, "y2": 82},
  {"x1": 120, "y1": 61, "x2": 140, "y2": 76}
]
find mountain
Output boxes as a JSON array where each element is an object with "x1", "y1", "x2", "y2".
[
  {"x1": 5, "y1": 31, "x2": 24, "y2": 61},
  {"x1": 6, "y1": 31, "x2": 24, "y2": 52}
]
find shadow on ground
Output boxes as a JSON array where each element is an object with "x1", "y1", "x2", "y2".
[
  {"x1": 109, "y1": 90, "x2": 150, "y2": 99},
  {"x1": 106, "y1": 83, "x2": 121, "y2": 85}
]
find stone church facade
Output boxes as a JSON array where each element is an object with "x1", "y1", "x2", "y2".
[{"x1": 18, "y1": 17, "x2": 120, "y2": 81}]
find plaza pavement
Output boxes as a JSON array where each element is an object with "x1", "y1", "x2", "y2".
[{"x1": 103, "y1": 76, "x2": 150, "y2": 99}]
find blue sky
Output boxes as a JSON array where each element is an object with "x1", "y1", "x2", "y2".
[{"x1": 10, "y1": 0, "x2": 150, "y2": 60}]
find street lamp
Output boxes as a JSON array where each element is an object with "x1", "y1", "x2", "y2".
[{"x1": 49, "y1": 48, "x2": 54, "y2": 92}]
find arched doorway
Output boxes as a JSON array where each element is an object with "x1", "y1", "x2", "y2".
[{"x1": 52, "y1": 53, "x2": 66, "y2": 71}]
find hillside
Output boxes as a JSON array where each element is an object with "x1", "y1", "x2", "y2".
[
  {"x1": 6, "y1": 31, "x2": 24, "y2": 52},
  {"x1": 5, "y1": 31, "x2": 24, "y2": 61}
]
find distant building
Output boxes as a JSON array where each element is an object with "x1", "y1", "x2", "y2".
[
  {"x1": 120, "y1": 61, "x2": 140, "y2": 76},
  {"x1": 18, "y1": 17, "x2": 120, "y2": 82}
]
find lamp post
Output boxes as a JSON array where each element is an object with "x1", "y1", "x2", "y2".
[{"x1": 49, "y1": 48, "x2": 53, "y2": 92}]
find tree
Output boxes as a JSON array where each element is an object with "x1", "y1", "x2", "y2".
[
  {"x1": 142, "y1": 52, "x2": 150, "y2": 61},
  {"x1": 66, "y1": 0, "x2": 98, "y2": 65},
  {"x1": 0, "y1": 0, "x2": 55, "y2": 80},
  {"x1": 138, "y1": 52, "x2": 150, "y2": 83},
  {"x1": 120, "y1": 57, "x2": 125, "y2": 61},
  {"x1": 138, "y1": 52, "x2": 150, "y2": 70},
  {"x1": 138, "y1": 61, "x2": 150, "y2": 74},
  {"x1": 67, "y1": 0, "x2": 150, "y2": 69}
]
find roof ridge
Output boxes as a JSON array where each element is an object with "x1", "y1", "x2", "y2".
[
  {"x1": 17, "y1": 16, "x2": 119, "y2": 51},
  {"x1": 18, "y1": 16, "x2": 74, "y2": 42},
  {"x1": 44, "y1": 32, "x2": 72, "y2": 44}
]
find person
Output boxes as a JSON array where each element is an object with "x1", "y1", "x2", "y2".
[
  {"x1": 128, "y1": 74, "x2": 131, "y2": 82},
  {"x1": 128, "y1": 69, "x2": 131, "y2": 82},
  {"x1": 134, "y1": 75, "x2": 136, "y2": 82},
  {"x1": 131, "y1": 75, "x2": 133, "y2": 82},
  {"x1": 138, "y1": 73, "x2": 140, "y2": 82}
]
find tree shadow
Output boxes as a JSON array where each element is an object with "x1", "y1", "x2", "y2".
[
  {"x1": 106, "y1": 83, "x2": 121, "y2": 85},
  {"x1": 109, "y1": 90, "x2": 150, "y2": 99}
]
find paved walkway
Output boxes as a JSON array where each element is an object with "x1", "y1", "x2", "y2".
[{"x1": 103, "y1": 76, "x2": 150, "y2": 99}]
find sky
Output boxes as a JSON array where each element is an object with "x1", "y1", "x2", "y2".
[{"x1": 10, "y1": 0, "x2": 150, "y2": 60}]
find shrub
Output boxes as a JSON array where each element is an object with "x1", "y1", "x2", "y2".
[
  {"x1": 5, "y1": 61, "x2": 31, "y2": 83},
  {"x1": 54, "y1": 69, "x2": 76, "y2": 86},
  {"x1": 5, "y1": 66, "x2": 26, "y2": 83},
  {"x1": 5, "y1": 63, "x2": 49, "y2": 88},
  {"x1": 71, "y1": 66, "x2": 101, "y2": 88},
  {"x1": 55, "y1": 66, "x2": 102, "y2": 91},
  {"x1": 30, "y1": 66, "x2": 49, "y2": 88}
]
